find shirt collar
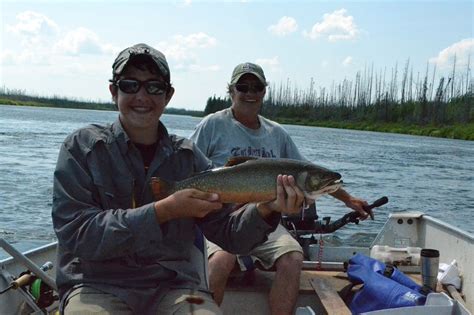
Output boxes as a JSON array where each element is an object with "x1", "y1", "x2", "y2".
[{"x1": 111, "y1": 118, "x2": 174, "y2": 156}]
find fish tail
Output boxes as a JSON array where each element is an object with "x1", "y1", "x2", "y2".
[{"x1": 151, "y1": 177, "x2": 173, "y2": 200}]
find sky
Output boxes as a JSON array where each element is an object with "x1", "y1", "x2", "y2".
[{"x1": 1, "y1": 0, "x2": 473, "y2": 111}]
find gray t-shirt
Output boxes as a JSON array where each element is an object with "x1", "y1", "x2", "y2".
[{"x1": 190, "y1": 108, "x2": 304, "y2": 166}]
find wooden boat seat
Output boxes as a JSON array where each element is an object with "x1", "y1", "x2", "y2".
[{"x1": 223, "y1": 269, "x2": 352, "y2": 314}]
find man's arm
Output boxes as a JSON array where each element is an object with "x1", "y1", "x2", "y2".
[{"x1": 52, "y1": 142, "x2": 163, "y2": 260}]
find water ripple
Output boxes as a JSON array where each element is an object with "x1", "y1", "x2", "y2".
[{"x1": 1, "y1": 105, "x2": 473, "y2": 253}]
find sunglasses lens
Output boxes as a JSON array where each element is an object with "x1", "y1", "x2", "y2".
[
  {"x1": 146, "y1": 81, "x2": 167, "y2": 95},
  {"x1": 253, "y1": 83, "x2": 265, "y2": 92},
  {"x1": 235, "y1": 84, "x2": 249, "y2": 93},
  {"x1": 235, "y1": 83, "x2": 264, "y2": 93},
  {"x1": 118, "y1": 80, "x2": 140, "y2": 94},
  {"x1": 117, "y1": 80, "x2": 167, "y2": 95}
]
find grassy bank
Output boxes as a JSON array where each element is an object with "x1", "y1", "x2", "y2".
[
  {"x1": 276, "y1": 118, "x2": 474, "y2": 140},
  {"x1": 0, "y1": 98, "x2": 203, "y2": 116},
  {"x1": 0, "y1": 97, "x2": 115, "y2": 111}
]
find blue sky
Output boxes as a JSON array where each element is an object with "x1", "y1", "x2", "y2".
[{"x1": 1, "y1": 0, "x2": 473, "y2": 111}]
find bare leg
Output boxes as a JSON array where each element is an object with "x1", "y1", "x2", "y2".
[
  {"x1": 269, "y1": 251, "x2": 303, "y2": 315},
  {"x1": 208, "y1": 250, "x2": 237, "y2": 305}
]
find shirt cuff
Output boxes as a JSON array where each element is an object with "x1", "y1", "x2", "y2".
[{"x1": 125, "y1": 203, "x2": 163, "y2": 252}]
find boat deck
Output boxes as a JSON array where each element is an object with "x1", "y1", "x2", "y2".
[{"x1": 223, "y1": 268, "x2": 427, "y2": 315}]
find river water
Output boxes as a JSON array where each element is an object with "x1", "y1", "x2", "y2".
[{"x1": 0, "y1": 105, "x2": 473, "y2": 255}]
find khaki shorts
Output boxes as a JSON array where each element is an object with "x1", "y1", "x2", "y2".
[
  {"x1": 207, "y1": 223, "x2": 303, "y2": 270},
  {"x1": 63, "y1": 286, "x2": 222, "y2": 315}
]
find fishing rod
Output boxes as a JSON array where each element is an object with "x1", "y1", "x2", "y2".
[{"x1": 283, "y1": 196, "x2": 389, "y2": 235}]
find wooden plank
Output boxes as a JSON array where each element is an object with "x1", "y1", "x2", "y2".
[{"x1": 309, "y1": 277, "x2": 351, "y2": 315}]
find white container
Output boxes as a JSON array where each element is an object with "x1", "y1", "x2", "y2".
[
  {"x1": 371, "y1": 245, "x2": 421, "y2": 266},
  {"x1": 360, "y1": 292, "x2": 471, "y2": 315}
]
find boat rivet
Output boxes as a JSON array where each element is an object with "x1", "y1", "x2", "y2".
[
  {"x1": 407, "y1": 219, "x2": 413, "y2": 224},
  {"x1": 397, "y1": 219, "x2": 403, "y2": 224}
]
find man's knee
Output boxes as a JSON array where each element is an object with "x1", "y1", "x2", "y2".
[
  {"x1": 275, "y1": 251, "x2": 303, "y2": 272},
  {"x1": 209, "y1": 251, "x2": 237, "y2": 273},
  {"x1": 63, "y1": 286, "x2": 132, "y2": 314}
]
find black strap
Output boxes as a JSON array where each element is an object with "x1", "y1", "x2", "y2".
[{"x1": 383, "y1": 264, "x2": 395, "y2": 278}]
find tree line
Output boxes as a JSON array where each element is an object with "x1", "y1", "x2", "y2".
[
  {"x1": 0, "y1": 87, "x2": 116, "y2": 111},
  {"x1": 204, "y1": 59, "x2": 473, "y2": 126},
  {"x1": 0, "y1": 87, "x2": 203, "y2": 117}
]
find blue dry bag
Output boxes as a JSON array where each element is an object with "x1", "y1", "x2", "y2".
[
  {"x1": 347, "y1": 253, "x2": 426, "y2": 314},
  {"x1": 349, "y1": 253, "x2": 424, "y2": 291}
]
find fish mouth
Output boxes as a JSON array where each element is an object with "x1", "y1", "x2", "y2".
[
  {"x1": 304, "y1": 178, "x2": 343, "y2": 200},
  {"x1": 320, "y1": 178, "x2": 343, "y2": 194}
]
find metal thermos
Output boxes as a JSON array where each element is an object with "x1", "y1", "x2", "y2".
[{"x1": 420, "y1": 249, "x2": 440, "y2": 291}]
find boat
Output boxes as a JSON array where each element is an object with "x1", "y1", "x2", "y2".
[{"x1": 1, "y1": 211, "x2": 473, "y2": 314}]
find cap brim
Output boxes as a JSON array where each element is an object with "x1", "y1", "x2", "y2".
[{"x1": 232, "y1": 71, "x2": 267, "y2": 85}]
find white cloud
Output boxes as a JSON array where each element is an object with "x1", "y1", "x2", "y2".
[
  {"x1": 342, "y1": 56, "x2": 353, "y2": 66},
  {"x1": 1, "y1": 50, "x2": 37, "y2": 65},
  {"x1": 2, "y1": 11, "x2": 116, "y2": 67},
  {"x1": 255, "y1": 56, "x2": 280, "y2": 72},
  {"x1": 53, "y1": 27, "x2": 116, "y2": 56},
  {"x1": 7, "y1": 11, "x2": 59, "y2": 38},
  {"x1": 268, "y1": 16, "x2": 298, "y2": 36},
  {"x1": 303, "y1": 9, "x2": 359, "y2": 42},
  {"x1": 6, "y1": 11, "x2": 59, "y2": 49},
  {"x1": 177, "y1": 0, "x2": 192, "y2": 8},
  {"x1": 429, "y1": 38, "x2": 474, "y2": 69},
  {"x1": 158, "y1": 32, "x2": 217, "y2": 73},
  {"x1": 159, "y1": 32, "x2": 217, "y2": 62}
]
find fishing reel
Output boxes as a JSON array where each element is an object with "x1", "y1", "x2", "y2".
[
  {"x1": 0, "y1": 261, "x2": 58, "y2": 310},
  {"x1": 281, "y1": 197, "x2": 389, "y2": 258},
  {"x1": 28, "y1": 276, "x2": 57, "y2": 309}
]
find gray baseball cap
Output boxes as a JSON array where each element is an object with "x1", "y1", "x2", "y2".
[
  {"x1": 112, "y1": 43, "x2": 170, "y2": 83},
  {"x1": 230, "y1": 62, "x2": 267, "y2": 86}
]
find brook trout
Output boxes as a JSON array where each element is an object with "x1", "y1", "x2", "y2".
[{"x1": 151, "y1": 158, "x2": 342, "y2": 203}]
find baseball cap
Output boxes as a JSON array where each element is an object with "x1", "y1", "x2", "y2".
[
  {"x1": 112, "y1": 43, "x2": 170, "y2": 83},
  {"x1": 230, "y1": 62, "x2": 267, "y2": 86}
]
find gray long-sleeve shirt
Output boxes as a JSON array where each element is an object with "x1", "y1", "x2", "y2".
[{"x1": 52, "y1": 119, "x2": 279, "y2": 313}]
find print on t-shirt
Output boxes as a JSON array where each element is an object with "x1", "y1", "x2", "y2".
[{"x1": 230, "y1": 146, "x2": 277, "y2": 158}]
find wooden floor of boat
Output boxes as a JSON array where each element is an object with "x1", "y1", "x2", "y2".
[{"x1": 222, "y1": 269, "x2": 425, "y2": 315}]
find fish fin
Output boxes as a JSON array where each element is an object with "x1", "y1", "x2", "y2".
[
  {"x1": 150, "y1": 177, "x2": 173, "y2": 201},
  {"x1": 224, "y1": 156, "x2": 258, "y2": 167}
]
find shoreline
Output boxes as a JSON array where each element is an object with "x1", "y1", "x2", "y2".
[
  {"x1": 1, "y1": 102, "x2": 472, "y2": 141},
  {"x1": 276, "y1": 118, "x2": 474, "y2": 141}
]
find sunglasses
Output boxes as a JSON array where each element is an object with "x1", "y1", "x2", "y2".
[
  {"x1": 234, "y1": 83, "x2": 265, "y2": 93},
  {"x1": 112, "y1": 79, "x2": 168, "y2": 95}
]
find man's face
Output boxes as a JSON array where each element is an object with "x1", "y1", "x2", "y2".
[
  {"x1": 231, "y1": 73, "x2": 266, "y2": 110},
  {"x1": 110, "y1": 66, "x2": 173, "y2": 134}
]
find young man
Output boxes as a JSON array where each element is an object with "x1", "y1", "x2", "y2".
[
  {"x1": 52, "y1": 45, "x2": 306, "y2": 315},
  {"x1": 190, "y1": 62, "x2": 369, "y2": 314}
]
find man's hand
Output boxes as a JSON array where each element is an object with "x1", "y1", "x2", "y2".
[
  {"x1": 331, "y1": 188, "x2": 370, "y2": 220},
  {"x1": 345, "y1": 196, "x2": 370, "y2": 220},
  {"x1": 154, "y1": 189, "x2": 223, "y2": 224},
  {"x1": 256, "y1": 175, "x2": 305, "y2": 218}
]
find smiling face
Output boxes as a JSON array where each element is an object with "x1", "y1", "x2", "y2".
[
  {"x1": 109, "y1": 64, "x2": 174, "y2": 143},
  {"x1": 230, "y1": 73, "x2": 266, "y2": 115}
]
